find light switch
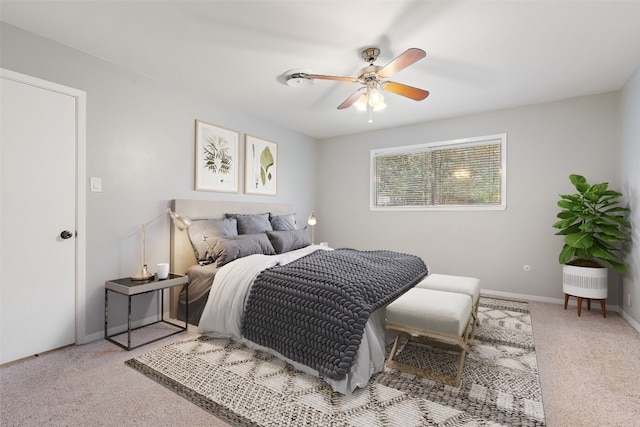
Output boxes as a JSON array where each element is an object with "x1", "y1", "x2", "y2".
[{"x1": 90, "y1": 177, "x2": 102, "y2": 193}]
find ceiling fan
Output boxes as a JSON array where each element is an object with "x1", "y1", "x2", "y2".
[{"x1": 285, "y1": 47, "x2": 429, "y2": 112}]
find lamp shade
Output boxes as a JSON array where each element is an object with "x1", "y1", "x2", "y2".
[
  {"x1": 354, "y1": 94, "x2": 368, "y2": 111},
  {"x1": 373, "y1": 100, "x2": 387, "y2": 111},
  {"x1": 169, "y1": 211, "x2": 192, "y2": 230},
  {"x1": 307, "y1": 211, "x2": 317, "y2": 226},
  {"x1": 368, "y1": 88, "x2": 384, "y2": 107}
]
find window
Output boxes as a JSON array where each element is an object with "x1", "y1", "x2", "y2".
[{"x1": 371, "y1": 134, "x2": 506, "y2": 211}]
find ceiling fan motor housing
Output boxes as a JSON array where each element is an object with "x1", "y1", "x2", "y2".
[{"x1": 359, "y1": 65, "x2": 383, "y2": 85}]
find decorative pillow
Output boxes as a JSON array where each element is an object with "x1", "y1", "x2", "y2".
[
  {"x1": 210, "y1": 233, "x2": 276, "y2": 267},
  {"x1": 225, "y1": 213, "x2": 273, "y2": 234},
  {"x1": 266, "y1": 228, "x2": 311, "y2": 254},
  {"x1": 269, "y1": 213, "x2": 297, "y2": 231},
  {"x1": 187, "y1": 218, "x2": 238, "y2": 262}
]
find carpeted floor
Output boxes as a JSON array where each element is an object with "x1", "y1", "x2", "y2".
[
  {"x1": 1, "y1": 298, "x2": 639, "y2": 426},
  {"x1": 530, "y1": 298, "x2": 640, "y2": 426},
  {"x1": 126, "y1": 297, "x2": 545, "y2": 426}
]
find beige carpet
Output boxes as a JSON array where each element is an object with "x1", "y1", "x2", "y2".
[
  {"x1": 530, "y1": 301, "x2": 640, "y2": 426},
  {"x1": 1, "y1": 300, "x2": 639, "y2": 426}
]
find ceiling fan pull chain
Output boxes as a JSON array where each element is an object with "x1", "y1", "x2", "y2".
[{"x1": 368, "y1": 105, "x2": 373, "y2": 124}]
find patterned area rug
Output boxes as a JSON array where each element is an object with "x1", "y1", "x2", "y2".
[{"x1": 126, "y1": 297, "x2": 545, "y2": 426}]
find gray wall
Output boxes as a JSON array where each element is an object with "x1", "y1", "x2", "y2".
[
  {"x1": 1, "y1": 23, "x2": 318, "y2": 339},
  {"x1": 620, "y1": 66, "x2": 640, "y2": 326},
  {"x1": 316, "y1": 93, "x2": 623, "y2": 306},
  {"x1": 3, "y1": 21, "x2": 638, "y2": 338}
]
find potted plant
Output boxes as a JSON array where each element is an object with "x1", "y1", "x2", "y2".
[{"x1": 552, "y1": 174, "x2": 631, "y2": 301}]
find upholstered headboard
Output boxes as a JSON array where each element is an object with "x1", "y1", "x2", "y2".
[
  {"x1": 169, "y1": 199, "x2": 295, "y2": 317},
  {"x1": 170, "y1": 199, "x2": 295, "y2": 274}
]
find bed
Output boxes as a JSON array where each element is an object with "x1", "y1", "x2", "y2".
[{"x1": 169, "y1": 199, "x2": 428, "y2": 394}]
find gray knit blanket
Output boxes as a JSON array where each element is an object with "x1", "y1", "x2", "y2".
[{"x1": 242, "y1": 248, "x2": 428, "y2": 380}]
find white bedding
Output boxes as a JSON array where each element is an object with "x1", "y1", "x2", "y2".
[{"x1": 197, "y1": 244, "x2": 390, "y2": 395}]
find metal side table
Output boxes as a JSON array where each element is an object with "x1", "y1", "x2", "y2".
[{"x1": 105, "y1": 274, "x2": 188, "y2": 350}]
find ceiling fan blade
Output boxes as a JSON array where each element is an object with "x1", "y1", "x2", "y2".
[
  {"x1": 377, "y1": 48, "x2": 426, "y2": 78},
  {"x1": 381, "y1": 81, "x2": 429, "y2": 101},
  {"x1": 304, "y1": 73, "x2": 359, "y2": 83},
  {"x1": 337, "y1": 87, "x2": 367, "y2": 109}
]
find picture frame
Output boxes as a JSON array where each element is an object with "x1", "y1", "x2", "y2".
[
  {"x1": 245, "y1": 134, "x2": 278, "y2": 196},
  {"x1": 194, "y1": 120, "x2": 240, "y2": 193}
]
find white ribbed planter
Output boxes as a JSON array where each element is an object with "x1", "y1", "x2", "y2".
[{"x1": 562, "y1": 264, "x2": 608, "y2": 299}]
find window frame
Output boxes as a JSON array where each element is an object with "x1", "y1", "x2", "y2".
[{"x1": 370, "y1": 133, "x2": 507, "y2": 211}]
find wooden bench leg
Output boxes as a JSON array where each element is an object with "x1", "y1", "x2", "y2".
[
  {"x1": 473, "y1": 300, "x2": 480, "y2": 327},
  {"x1": 386, "y1": 328, "x2": 470, "y2": 387}
]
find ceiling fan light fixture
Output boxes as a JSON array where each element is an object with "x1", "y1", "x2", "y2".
[
  {"x1": 368, "y1": 88, "x2": 384, "y2": 107},
  {"x1": 373, "y1": 101, "x2": 387, "y2": 112},
  {"x1": 354, "y1": 94, "x2": 368, "y2": 111}
]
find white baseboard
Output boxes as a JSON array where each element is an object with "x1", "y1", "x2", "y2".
[
  {"x1": 482, "y1": 288, "x2": 620, "y2": 311},
  {"x1": 82, "y1": 330, "x2": 103, "y2": 344},
  {"x1": 481, "y1": 289, "x2": 563, "y2": 305},
  {"x1": 621, "y1": 311, "x2": 640, "y2": 333}
]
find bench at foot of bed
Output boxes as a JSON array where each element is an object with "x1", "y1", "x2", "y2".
[{"x1": 385, "y1": 287, "x2": 474, "y2": 387}]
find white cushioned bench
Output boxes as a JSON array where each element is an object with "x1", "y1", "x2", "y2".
[
  {"x1": 385, "y1": 287, "x2": 474, "y2": 387},
  {"x1": 416, "y1": 273, "x2": 481, "y2": 338}
]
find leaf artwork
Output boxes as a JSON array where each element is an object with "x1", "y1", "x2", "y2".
[
  {"x1": 203, "y1": 135, "x2": 233, "y2": 177},
  {"x1": 259, "y1": 146, "x2": 274, "y2": 186}
]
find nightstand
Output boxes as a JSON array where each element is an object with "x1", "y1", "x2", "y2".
[{"x1": 105, "y1": 273, "x2": 188, "y2": 350}]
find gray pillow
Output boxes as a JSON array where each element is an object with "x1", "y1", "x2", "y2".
[
  {"x1": 269, "y1": 213, "x2": 297, "y2": 231},
  {"x1": 226, "y1": 213, "x2": 273, "y2": 234},
  {"x1": 211, "y1": 233, "x2": 276, "y2": 267},
  {"x1": 266, "y1": 228, "x2": 311, "y2": 254},
  {"x1": 187, "y1": 218, "x2": 238, "y2": 261}
]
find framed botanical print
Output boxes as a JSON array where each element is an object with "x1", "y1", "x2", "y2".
[
  {"x1": 194, "y1": 120, "x2": 240, "y2": 193},
  {"x1": 245, "y1": 134, "x2": 277, "y2": 196}
]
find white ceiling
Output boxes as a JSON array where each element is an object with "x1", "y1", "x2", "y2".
[{"x1": 2, "y1": 1, "x2": 640, "y2": 139}]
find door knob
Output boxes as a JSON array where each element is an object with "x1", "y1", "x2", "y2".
[{"x1": 60, "y1": 230, "x2": 73, "y2": 239}]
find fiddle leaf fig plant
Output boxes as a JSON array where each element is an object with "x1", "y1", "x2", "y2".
[{"x1": 552, "y1": 174, "x2": 631, "y2": 273}]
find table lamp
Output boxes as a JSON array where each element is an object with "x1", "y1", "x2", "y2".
[{"x1": 129, "y1": 208, "x2": 192, "y2": 280}]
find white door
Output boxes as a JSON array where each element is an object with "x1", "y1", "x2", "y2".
[{"x1": 1, "y1": 71, "x2": 84, "y2": 364}]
